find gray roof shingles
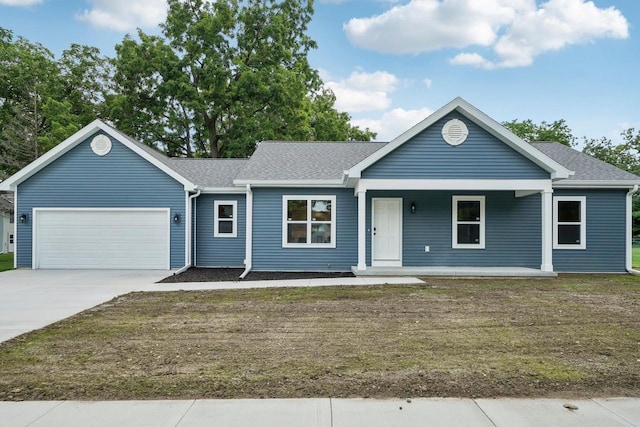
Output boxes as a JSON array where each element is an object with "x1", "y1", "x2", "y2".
[
  {"x1": 234, "y1": 141, "x2": 387, "y2": 182},
  {"x1": 531, "y1": 142, "x2": 640, "y2": 182}
]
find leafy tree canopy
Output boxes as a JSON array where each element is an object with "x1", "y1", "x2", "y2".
[
  {"x1": 0, "y1": 27, "x2": 110, "y2": 179},
  {"x1": 109, "y1": 0, "x2": 374, "y2": 158},
  {"x1": 502, "y1": 118, "x2": 576, "y2": 147}
]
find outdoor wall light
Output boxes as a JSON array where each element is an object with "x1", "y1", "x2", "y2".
[
  {"x1": 173, "y1": 213, "x2": 181, "y2": 224},
  {"x1": 410, "y1": 202, "x2": 417, "y2": 214},
  {"x1": 20, "y1": 213, "x2": 27, "y2": 223}
]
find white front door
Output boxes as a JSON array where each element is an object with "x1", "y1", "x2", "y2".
[
  {"x1": 8, "y1": 233, "x2": 14, "y2": 253},
  {"x1": 372, "y1": 198, "x2": 402, "y2": 266}
]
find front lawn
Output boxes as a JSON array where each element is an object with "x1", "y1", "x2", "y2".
[
  {"x1": 634, "y1": 246, "x2": 640, "y2": 269},
  {"x1": 1, "y1": 275, "x2": 639, "y2": 401},
  {"x1": 0, "y1": 253, "x2": 13, "y2": 272}
]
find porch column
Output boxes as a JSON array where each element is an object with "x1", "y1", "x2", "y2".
[
  {"x1": 541, "y1": 189, "x2": 553, "y2": 272},
  {"x1": 357, "y1": 189, "x2": 367, "y2": 271}
]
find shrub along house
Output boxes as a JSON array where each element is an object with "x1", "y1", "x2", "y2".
[{"x1": 1, "y1": 97, "x2": 638, "y2": 275}]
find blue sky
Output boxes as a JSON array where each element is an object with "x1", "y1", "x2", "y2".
[{"x1": 1, "y1": 0, "x2": 638, "y2": 145}]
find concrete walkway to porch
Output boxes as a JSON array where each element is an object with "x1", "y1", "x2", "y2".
[{"x1": 353, "y1": 266, "x2": 558, "y2": 277}]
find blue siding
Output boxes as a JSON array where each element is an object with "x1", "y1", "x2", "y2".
[
  {"x1": 363, "y1": 112, "x2": 549, "y2": 180},
  {"x1": 366, "y1": 191, "x2": 542, "y2": 268},
  {"x1": 252, "y1": 188, "x2": 358, "y2": 271},
  {"x1": 553, "y1": 189, "x2": 627, "y2": 272},
  {"x1": 16, "y1": 131, "x2": 186, "y2": 268},
  {"x1": 195, "y1": 194, "x2": 246, "y2": 267}
]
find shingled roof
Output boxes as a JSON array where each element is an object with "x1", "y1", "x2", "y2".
[
  {"x1": 234, "y1": 141, "x2": 387, "y2": 182},
  {"x1": 531, "y1": 142, "x2": 640, "y2": 183}
]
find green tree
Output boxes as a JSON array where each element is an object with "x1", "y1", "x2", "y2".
[
  {"x1": 0, "y1": 28, "x2": 111, "y2": 179},
  {"x1": 108, "y1": 0, "x2": 373, "y2": 159},
  {"x1": 502, "y1": 119, "x2": 576, "y2": 147}
]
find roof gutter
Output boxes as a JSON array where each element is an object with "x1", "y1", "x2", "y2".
[
  {"x1": 240, "y1": 184, "x2": 253, "y2": 279},
  {"x1": 627, "y1": 185, "x2": 639, "y2": 275}
]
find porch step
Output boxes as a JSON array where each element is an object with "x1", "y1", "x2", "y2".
[{"x1": 351, "y1": 266, "x2": 557, "y2": 278}]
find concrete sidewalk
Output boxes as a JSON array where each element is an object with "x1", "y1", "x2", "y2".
[{"x1": 1, "y1": 397, "x2": 638, "y2": 427}]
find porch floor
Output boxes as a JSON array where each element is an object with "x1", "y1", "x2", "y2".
[{"x1": 352, "y1": 266, "x2": 557, "y2": 278}]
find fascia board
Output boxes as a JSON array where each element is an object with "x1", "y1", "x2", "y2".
[
  {"x1": 553, "y1": 180, "x2": 640, "y2": 189},
  {"x1": 200, "y1": 187, "x2": 248, "y2": 194},
  {"x1": 232, "y1": 179, "x2": 345, "y2": 187}
]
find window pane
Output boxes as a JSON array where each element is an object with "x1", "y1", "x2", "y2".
[
  {"x1": 311, "y1": 223, "x2": 331, "y2": 244},
  {"x1": 218, "y1": 220, "x2": 233, "y2": 234},
  {"x1": 457, "y1": 224, "x2": 480, "y2": 244},
  {"x1": 558, "y1": 201, "x2": 581, "y2": 222},
  {"x1": 558, "y1": 225, "x2": 581, "y2": 245},
  {"x1": 287, "y1": 200, "x2": 307, "y2": 221},
  {"x1": 288, "y1": 223, "x2": 307, "y2": 243},
  {"x1": 218, "y1": 204, "x2": 234, "y2": 219},
  {"x1": 311, "y1": 199, "x2": 332, "y2": 221},
  {"x1": 457, "y1": 201, "x2": 480, "y2": 222}
]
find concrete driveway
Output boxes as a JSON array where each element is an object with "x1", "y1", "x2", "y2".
[{"x1": 0, "y1": 269, "x2": 170, "y2": 342}]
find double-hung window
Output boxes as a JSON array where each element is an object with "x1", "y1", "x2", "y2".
[
  {"x1": 553, "y1": 196, "x2": 586, "y2": 249},
  {"x1": 214, "y1": 200, "x2": 237, "y2": 238},
  {"x1": 452, "y1": 196, "x2": 485, "y2": 249},
  {"x1": 283, "y1": 196, "x2": 336, "y2": 248}
]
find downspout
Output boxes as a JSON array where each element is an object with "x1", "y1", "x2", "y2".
[
  {"x1": 240, "y1": 184, "x2": 253, "y2": 279},
  {"x1": 626, "y1": 185, "x2": 639, "y2": 275},
  {"x1": 175, "y1": 187, "x2": 201, "y2": 274}
]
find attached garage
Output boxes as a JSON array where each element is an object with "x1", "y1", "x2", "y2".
[{"x1": 33, "y1": 208, "x2": 170, "y2": 269}]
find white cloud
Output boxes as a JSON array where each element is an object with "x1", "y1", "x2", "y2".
[
  {"x1": 76, "y1": 0, "x2": 167, "y2": 31},
  {"x1": 0, "y1": 0, "x2": 41, "y2": 5},
  {"x1": 344, "y1": 0, "x2": 628, "y2": 69},
  {"x1": 325, "y1": 70, "x2": 400, "y2": 113},
  {"x1": 423, "y1": 78, "x2": 433, "y2": 89},
  {"x1": 353, "y1": 107, "x2": 433, "y2": 141}
]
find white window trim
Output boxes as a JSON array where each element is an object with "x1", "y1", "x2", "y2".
[
  {"x1": 452, "y1": 196, "x2": 486, "y2": 249},
  {"x1": 282, "y1": 195, "x2": 336, "y2": 248},
  {"x1": 553, "y1": 196, "x2": 586, "y2": 250},
  {"x1": 214, "y1": 200, "x2": 237, "y2": 238}
]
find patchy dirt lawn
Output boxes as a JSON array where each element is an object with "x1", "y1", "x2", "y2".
[{"x1": 1, "y1": 275, "x2": 639, "y2": 401}]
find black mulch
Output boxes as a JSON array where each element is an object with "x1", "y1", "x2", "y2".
[{"x1": 158, "y1": 268, "x2": 355, "y2": 283}]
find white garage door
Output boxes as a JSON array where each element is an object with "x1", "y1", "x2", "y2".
[{"x1": 34, "y1": 209, "x2": 170, "y2": 269}]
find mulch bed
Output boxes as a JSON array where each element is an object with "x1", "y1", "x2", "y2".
[{"x1": 158, "y1": 267, "x2": 355, "y2": 283}]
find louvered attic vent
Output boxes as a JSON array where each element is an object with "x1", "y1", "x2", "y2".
[{"x1": 442, "y1": 119, "x2": 469, "y2": 146}]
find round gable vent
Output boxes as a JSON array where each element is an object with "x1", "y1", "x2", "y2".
[
  {"x1": 90, "y1": 134, "x2": 112, "y2": 156},
  {"x1": 442, "y1": 119, "x2": 469, "y2": 146}
]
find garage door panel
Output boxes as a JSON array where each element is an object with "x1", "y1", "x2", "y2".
[{"x1": 35, "y1": 209, "x2": 170, "y2": 269}]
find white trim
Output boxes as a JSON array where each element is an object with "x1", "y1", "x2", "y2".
[
  {"x1": 452, "y1": 196, "x2": 486, "y2": 249},
  {"x1": 0, "y1": 120, "x2": 196, "y2": 192},
  {"x1": 371, "y1": 197, "x2": 403, "y2": 267},
  {"x1": 13, "y1": 190, "x2": 17, "y2": 268},
  {"x1": 186, "y1": 188, "x2": 201, "y2": 268},
  {"x1": 626, "y1": 186, "x2": 638, "y2": 273},
  {"x1": 344, "y1": 97, "x2": 572, "y2": 180},
  {"x1": 282, "y1": 195, "x2": 337, "y2": 248},
  {"x1": 356, "y1": 179, "x2": 552, "y2": 192},
  {"x1": 214, "y1": 200, "x2": 237, "y2": 238},
  {"x1": 200, "y1": 187, "x2": 248, "y2": 194},
  {"x1": 234, "y1": 179, "x2": 345, "y2": 187},
  {"x1": 553, "y1": 196, "x2": 586, "y2": 250},
  {"x1": 541, "y1": 190, "x2": 554, "y2": 272},
  {"x1": 31, "y1": 207, "x2": 171, "y2": 269},
  {"x1": 357, "y1": 190, "x2": 367, "y2": 271},
  {"x1": 241, "y1": 185, "x2": 253, "y2": 279},
  {"x1": 553, "y1": 180, "x2": 640, "y2": 189}
]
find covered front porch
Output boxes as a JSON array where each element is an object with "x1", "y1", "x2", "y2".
[{"x1": 352, "y1": 180, "x2": 556, "y2": 276}]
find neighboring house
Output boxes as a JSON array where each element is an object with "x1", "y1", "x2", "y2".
[
  {"x1": 0, "y1": 193, "x2": 14, "y2": 254},
  {"x1": 1, "y1": 97, "x2": 638, "y2": 274}
]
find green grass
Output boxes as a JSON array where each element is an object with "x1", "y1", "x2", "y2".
[
  {"x1": 0, "y1": 253, "x2": 13, "y2": 272},
  {"x1": 634, "y1": 246, "x2": 640, "y2": 269}
]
